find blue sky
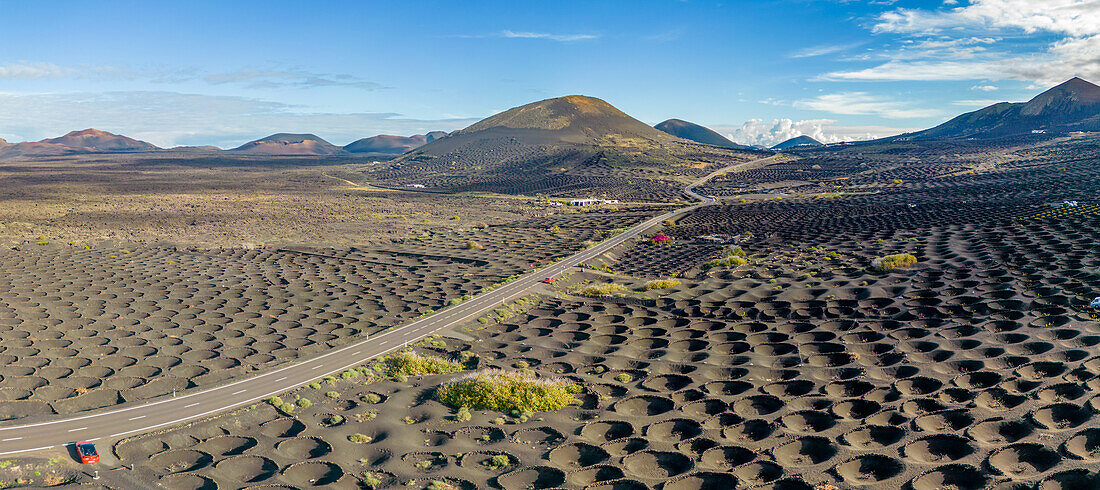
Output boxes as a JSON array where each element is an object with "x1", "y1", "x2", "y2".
[{"x1": 0, "y1": 0, "x2": 1096, "y2": 147}]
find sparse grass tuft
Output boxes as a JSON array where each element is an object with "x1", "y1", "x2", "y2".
[
  {"x1": 872, "y1": 253, "x2": 918, "y2": 272},
  {"x1": 435, "y1": 369, "x2": 579, "y2": 413},
  {"x1": 373, "y1": 350, "x2": 464, "y2": 377},
  {"x1": 644, "y1": 279, "x2": 681, "y2": 290}
]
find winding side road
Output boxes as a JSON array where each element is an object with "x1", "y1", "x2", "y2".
[{"x1": 0, "y1": 154, "x2": 771, "y2": 457}]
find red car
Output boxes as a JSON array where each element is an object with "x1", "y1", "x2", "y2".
[
  {"x1": 542, "y1": 277, "x2": 555, "y2": 284},
  {"x1": 75, "y1": 441, "x2": 99, "y2": 464}
]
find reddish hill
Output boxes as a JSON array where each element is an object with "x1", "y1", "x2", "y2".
[
  {"x1": 232, "y1": 133, "x2": 345, "y2": 155},
  {"x1": 0, "y1": 129, "x2": 160, "y2": 157},
  {"x1": 42, "y1": 129, "x2": 159, "y2": 151}
]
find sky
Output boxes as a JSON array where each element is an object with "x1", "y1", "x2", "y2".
[{"x1": 0, "y1": 0, "x2": 1097, "y2": 148}]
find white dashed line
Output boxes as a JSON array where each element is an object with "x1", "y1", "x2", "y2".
[
  {"x1": 311, "y1": 365, "x2": 323, "y2": 370},
  {"x1": 274, "y1": 377, "x2": 287, "y2": 382},
  {"x1": 184, "y1": 403, "x2": 200, "y2": 408},
  {"x1": 67, "y1": 427, "x2": 87, "y2": 432},
  {"x1": 231, "y1": 389, "x2": 247, "y2": 395},
  {"x1": 2, "y1": 437, "x2": 22, "y2": 441},
  {"x1": 128, "y1": 415, "x2": 145, "y2": 421}
]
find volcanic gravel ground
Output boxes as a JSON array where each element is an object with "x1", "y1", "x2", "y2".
[
  {"x1": 105, "y1": 137, "x2": 1100, "y2": 488},
  {"x1": 0, "y1": 244, "x2": 516, "y2": 422}
]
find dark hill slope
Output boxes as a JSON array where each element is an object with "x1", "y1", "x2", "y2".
[
  {"x1": 902, "y1": 77, "x2": 1100, "y2": 140},
  {"x1": 345, "y1": 134, "x2": 433, "y2": 155},
  {"x1": 655, "y1": 119, "x2": 743, "y2": 148},
  {"x1": 367, "y1": 95, "x2": 765, "y2": 201},
  {"x1": 772, "y1": 135, "x2": 824, "y2": 150}
]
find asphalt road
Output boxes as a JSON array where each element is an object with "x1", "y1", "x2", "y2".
[{"x1": 0, "y1": 154, "x2": 770, "y2": 457}]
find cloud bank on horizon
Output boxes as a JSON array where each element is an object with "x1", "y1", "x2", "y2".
[{"x1": 0, "y1": 0, "x2": 1097, "y2": 147}]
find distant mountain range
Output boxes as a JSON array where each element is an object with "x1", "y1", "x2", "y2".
[
  {"x1": 654, "y1": 119, "x2": 745, "y2": 149},
  {"x1": 772, "y1": 135, "x2": 824, "y2": 150},
  {"x1": 898, "y1": 77, "x2": 1100, "y2": 140},
  {"x1": 0, "y1": 129, "x2": 446, "y2": 158},
  {"x1": 3, "y1": 77, "x2": 1098, "y2": 160}
]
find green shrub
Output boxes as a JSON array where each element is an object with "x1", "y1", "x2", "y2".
[
  {"x1": 278, "y1": 402, "x2": 295, "y2": 414},
  {"x1": 513, "y1": 360, "x2": 529, "y2": 369},
  {"x1": 455, "y1": 406, "x2": 472, "y2": 422},
  {"x1": 578, "y1": 283, "x2": 626, "y2": 297},
  {"x1": 644, "y1": 279, "x2": 681, "y2": 290},
  {"x1": 485, "y1": 454, "x2": 512, "y2": 469},
  {"x1": 704, "y1": 255, "x2": 747, "y2": 269},
  {"x1": 308, "y1": 382, "x2": 321, "y2": 390},
  {"x1": 348, "y1": 433, "x2": 372, "y2": 443},
  {"x1": 326, "y1": 391, "x2": 340, "y2": 398},
  {"x1": 325, "y1": 414, "x2": 344, "y2": 425},
  {"x1": 373, "y1": 350, "x2": 464, "y2": 377},
  {"x1": 435, "y1": 369, "x2": 579, "y2": 413},
  {"x1": 361, "y1": 393, "x2": 383, "y2": 404},
  {"x1": 296, "y1": 398, "x2": 312, "y2": 408},
  {"x1": 614, "y1": 373, "x2": 632, "y2": 383},
  {"x1": 464, "y1": 240, "x2": 483, "y2": 250},
  {"x1": 872, "y1": 253, "x2": 918, "y2": 271}
]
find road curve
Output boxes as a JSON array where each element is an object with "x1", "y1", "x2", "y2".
[{"x1": 0, "y1": 155, "x2": 771, "y2": 456}]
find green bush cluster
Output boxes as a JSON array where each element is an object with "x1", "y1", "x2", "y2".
[
  {"x1": 373, "y1": 350, "x2": 464, "y2": 377},
  {"x1": 578, "y1": 283, "x2": 626, "y2": 297},
  {"x1": 704, "y1": 255, "x2": 747, "y2": 269},
  {"x1": 872, "y1": 253, "x2": 918, "y2": 271},
  {"x1": 644, "y1": 279, "x2": 681, "y2": 290},
  {"x1": 435, "y1": 369, "x2": 579, "y2": 413}
]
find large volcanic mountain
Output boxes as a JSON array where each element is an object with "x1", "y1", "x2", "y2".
[
  {"x1": 0, "y1": 129, "x2": 159, "y2": 157},
  {"x1": 902, "y1": 77, "x2": 1100, "y2": 140},
  {"x1": 655, "y1": 119, "x2": 743, "y2": 149},
  {"x1": 372, "y1": 95, "x2": 761, "y2": 199},
  {"x1": 231, "y1": 133, "x2": 344, "y2": 155}
]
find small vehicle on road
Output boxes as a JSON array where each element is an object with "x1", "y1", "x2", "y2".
[
  {"x1": 1091, "y1": 296, "x2": 1100, "y2": 309},
  {"x1": 543, "y1": 277, "x2": 555, "y2": 284},
  {"x1": 75, "y1": 441, "x2": 99, "y2": 463}
]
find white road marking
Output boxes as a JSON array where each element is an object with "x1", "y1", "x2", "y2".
[
  {"x1": 0, "y1": 445, "x2": 52, "y2": 456},
  {"x1": 184, "y1": 402, "x2": 200, "y2": 408},
  {"x1": 2, "y1": 437, "x2": 22, "y2": 441},
  {"x1": 274, "y1": 376, "x2": 287, "y2": 382},
  {"x1": 311, "y1": 365, "x2": 323, "y2": 370},
  {"x1": 231, "y1": 389, "x2": 247, "y2": 395},
  {"x1": 128, "y1": 415, "x2": 145, "y2": 421},
  {"x1": 67, "y1": 427, "x2": 87, "y2": 432}
]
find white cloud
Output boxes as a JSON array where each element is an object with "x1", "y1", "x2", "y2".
[
  {"x1": 789, "y1": 42, "x2": 864, "y2": 58},
  {"x1": 500, "y1": 30, "x2": 598, "y2": 41},
  {"x1": 204, "y1": 69, "x2": 384, "y2": 90},
  {"x1": 0, "y1": 62, "x2": 79, "y2": 79},
  {"x1": 712, "y1": 118, "x2": 914, "y2": 147},
  {"x1": 0, "y1": 91, "x2": 476, "y2": 148},
  {"x1": 873, "y1": 0, "x2": 1100, "y2": 37},
  {"x1": 820, "y1": 60, "x2": 1008, "y2": 81},
  {"x1": 816, "y1": 1, "x2": 1100, "y2": 86},
  {"x1": 794, "y1": 92, "x2": 943, "y2": 119},
  {"x1": 971, "y1": 84, "x2": 998, "y2": 91}
]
